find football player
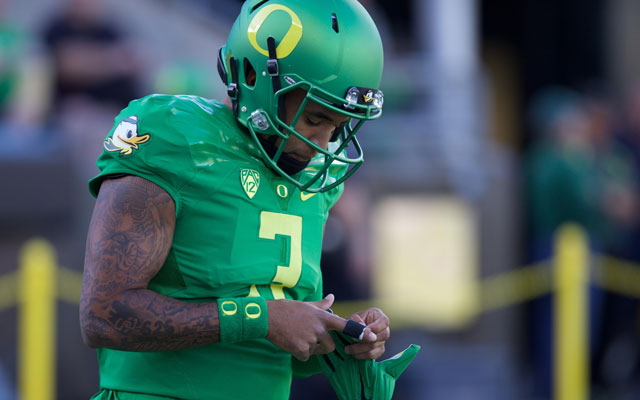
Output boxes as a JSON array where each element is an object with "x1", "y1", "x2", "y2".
[{"x1": 81, "y1": 1, "x2": 391, "y2": 399}]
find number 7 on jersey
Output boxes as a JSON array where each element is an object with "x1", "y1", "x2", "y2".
[{"x1": 259, "y1": 211, "x2": 303, "y2": 299}]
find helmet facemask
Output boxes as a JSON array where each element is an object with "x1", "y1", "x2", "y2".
[{"x1": 245, "y1": 78, "x2": 382, "y2": 192}]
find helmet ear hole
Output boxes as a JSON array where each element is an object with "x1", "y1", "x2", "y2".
[
  {"x1": 331, "y1": 13, "x2": 339, "y2": 33},
  {"x1": 244, "y1": 58, "x2": 256, "y2": 88}
]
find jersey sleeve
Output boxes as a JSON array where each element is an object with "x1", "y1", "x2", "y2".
[{"x1": 88, "y1": 95, "x2": 196, "y2": 216}]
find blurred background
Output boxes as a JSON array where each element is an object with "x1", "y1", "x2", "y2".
[{"x1": 0, "y1": 0, "x2": 639, "y2": 398}]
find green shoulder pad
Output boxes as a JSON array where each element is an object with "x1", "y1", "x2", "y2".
[{"x1": 89, "y1": 95, "x2": 235, "y2": 216}]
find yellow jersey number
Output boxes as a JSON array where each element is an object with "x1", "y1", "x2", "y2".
[{"x1": 258, "y1": 211, "x2": 302, "y2": 299}]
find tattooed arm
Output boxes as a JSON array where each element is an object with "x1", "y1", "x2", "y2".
[
  {"x1": 81, "y1": 175, "x2": 363, "y2": 358},
  {"x1": 80, "y1": 175, "x2": 220, "y2": 351}
]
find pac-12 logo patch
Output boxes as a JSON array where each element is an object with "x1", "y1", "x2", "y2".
[
  {"x1": 104, "y1": 115, "x2": 150, "y2": 155},
  {"x1": 240, "y1": 169, "x2": 261, "y2": 199}
]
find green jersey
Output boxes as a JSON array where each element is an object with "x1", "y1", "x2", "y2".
[{"x1": 88, "y1": 94, "x2": 344, "y2": 400}]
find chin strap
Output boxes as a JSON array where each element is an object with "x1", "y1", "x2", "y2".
[
  {"x1": 261, "y1": 36, "x2": 307, "y2": 176},
  {"x1": 258, "y1": 135, "x2": 309, "y2": 176}
]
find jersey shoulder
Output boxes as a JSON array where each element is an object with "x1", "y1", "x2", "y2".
[
  {"x1": 89, "y1": 95, "x2": 250, "y2": 208},
  {"x1": 118, "y1": 94, "x2": 239, "y2": 144}
]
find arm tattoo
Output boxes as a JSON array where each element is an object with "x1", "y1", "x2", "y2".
[{"x1": 81, "y1": 175, "x2": 220, "y2": 351}]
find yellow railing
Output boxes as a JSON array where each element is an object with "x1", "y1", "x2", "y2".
[
  {"x1": 553, "y1": 224, "x2": 588, "y2": 400},
  {"x1": 1, "y1": 239, "x2": 82, "y2": 400},
  {"x1": 3, "y1": 224, "x2": 640, "y2": 400},
  {"x1": 19, "y1": 240, "x2": 57, "y2": 400}
]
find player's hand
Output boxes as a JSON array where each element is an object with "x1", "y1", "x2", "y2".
[
  {"x1": 266, "y1": 294, "x2": 350, "y2": 361},
  {"x1": 345, "y1": 308, "x2": 390, "y2": 360}
]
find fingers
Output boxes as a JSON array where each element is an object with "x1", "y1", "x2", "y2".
[
  {"x1": 307, "y1": 294, "x2": 350, "y2": 334},
  {"x1": 349, "y1": 314, "x2": 366, "y2": 324},
  {"x1": 313, "y1": 331, "x2": 336, "y2": 355},
  {"x1": 362, "y1": 308, "x2": 390, "y2": 335},
  {"x1": 366, "y1": 319, "x2": 389, "y2": 337},
  {"x1": 291, "y1": 331, "x2": 336, "y2": 361},
  {"x1": 310, "y1": 293, "x2": 335, "y2": 311},
  {"x1": 373, "y1": 326, "x2": 390, "y2": 342},
  {"x1": 341, "y1": 314, "x2": 374, "y2": 341},
  {"x1": 345, "y1": 340, "x2": 386, "y2": 360},
  {"x1": 362, "y1": 328, "x2": 377, "y2": 342},
  {"x1": 337, "y1": 308, "x2": 390, "y2": 360},
  {"x1": 325, "y1": 312, "x2": 350, "y2": 333},
  {"x1": 272, "y1": 296, "x2": 345, "y2": 361},
  {"x1": 287, "y1": 299, "x2": 391, "y2": 361}
]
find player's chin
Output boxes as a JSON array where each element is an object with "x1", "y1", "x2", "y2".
[{"x1": 288, "y1": 152, "x2": 313, "y2": 163}]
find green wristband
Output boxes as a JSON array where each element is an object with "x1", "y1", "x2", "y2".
[{"x1": 218, "y1": 297, "x2": 269, "y2": 343}]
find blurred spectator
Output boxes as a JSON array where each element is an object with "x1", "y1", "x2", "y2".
[
  {"x1": 40, "y1": 0, "x2": 144, "y2": 176},
  {"x1": 0, "y1": 0, "x2": 24, "y2": 118},
  {"x1": 524, "y1": 85, "x2": 639, "y2": 252},
  {"x1": 525, "y1": 87, "x2": 604, "y2": 249},
  {"x1": 525, "y1": 85, "x2": 640, "y2": 398},
  {"x1": 36, "y1": 0, "x2": 148, "y2": 261},
  {"x1": 589, "y1": 83, "x2": 640, "y2": 394},
  {"x1": 41, "y1": 0, "x2": 142, "y2": 119},
  {"x1": 616, "y1": 81, "x2": 640, "y2": 253},
  {"x1": 525, "y1": 85, "x2": 639, "y2": 255},
  {"x1": 524, "y1": 87, "x2": 603, "y2": 398},
  {"x1": 620, "y1": 81, "x2": 640, "y2": 162},
  {"x1": 153, "y1": 61, "x2": 216, "y2": 98},
  {"x1": 0, "y1": 0, "x2": 51, "y2": 151},
  {"x1": 586, "y1": 91, "x2": 639, "y2": 255}
]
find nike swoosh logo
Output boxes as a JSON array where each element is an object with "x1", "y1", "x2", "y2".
[{"x1": 300, "y1": 192, "x2": 316, "y2": 201}]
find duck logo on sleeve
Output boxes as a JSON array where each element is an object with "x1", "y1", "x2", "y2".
[{"x1": 104, "y1": 116, "x2": 151, "y2": 155}]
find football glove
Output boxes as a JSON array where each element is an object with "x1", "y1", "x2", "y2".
[
  {"x1": 317, "y1": 331, "x2": 361, "y2": 400},
  {"x1": 318, "y1": 330, "x2": 420, "y2": 400},
  {"x1": 358, "y1": 343, "x2": 421, "y2": 400}
]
